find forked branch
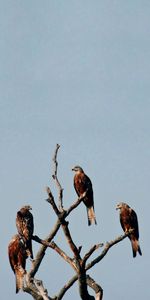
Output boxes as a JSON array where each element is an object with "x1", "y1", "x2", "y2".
[{"x1": 52, "y1": 231, "x2": 131, "y2": 299}]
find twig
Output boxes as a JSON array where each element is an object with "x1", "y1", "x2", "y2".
[
  {"x1": 52, "y1": 144, "x2": 63, "y2": 211},
  {"x1": 46, "y1": 187, "x2": 60, "y2": 216},
  {"x1": 82, "y1": 244, "x2": 103, "y2": 268}
]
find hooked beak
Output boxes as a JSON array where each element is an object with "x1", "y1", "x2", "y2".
[{"x1": 116, "y1": 204, "x2": 120, "y2": 210}]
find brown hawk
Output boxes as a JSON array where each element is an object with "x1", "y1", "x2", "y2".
[
  {"x1": 72, "y1": 166, "x2": 97, "y2": 225},
  {"x1": 16, "y1": 205, "x2": 34, "y2": 259},
  {"x1": 116, "y1": 202, "x2": 142, "y2": 257},
  {"x1": 8, "y1": 234, "x2": 27, "y2": 293}
]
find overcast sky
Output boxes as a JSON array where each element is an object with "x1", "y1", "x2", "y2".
[{"x1": 0, "y1": 1, "x2": 150, "y2": 299}]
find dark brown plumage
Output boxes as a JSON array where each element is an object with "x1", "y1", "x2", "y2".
[
  {"x1": 72, "y1": 166, "x2": 97, "y2": 226},
  {"x1": 8, "y1": 234, "x2": 27, "y2": 293},
  {"x1": 116, "y1": 202, "x2": 142, "y2": 257},
  {"x1": 16, "y1": 205, "x2": 34, "y2": 259}
]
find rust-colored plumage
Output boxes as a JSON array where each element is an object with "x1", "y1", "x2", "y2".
[
  {"x1": 8, "y1": 234, "x2": 27, "y2": 293},
  {"x1": 72, "y1": 166, "x2": 97, "y2": 225},
  {"x1": 16, "y1": 205, "x2": 34, "y2": 259},
  {"x1": 116, "y1": 202, "x2": 142, "y2": 257}
]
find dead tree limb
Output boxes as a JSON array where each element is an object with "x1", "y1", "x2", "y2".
[
  {"x1": 52, "y1": 144, "x2": 63, "y2": 211},
  {"x1": 56, "y1": 274, "x2": 103, "y2": 300},
  {"x1": 66, "y1": 191, "x2": 87, "y2": 215},
  {"x1": 52, "y1": 231, "x2": 130, "y2": 299},
  {"x1": 32, "y1": 235, "x2": 77, "y2": 271},
  {"x1": 82, "y1": 244, "x2": 103, "y2": 269},
  {"x1": 46, "y1": 186, "x2": 60, "y2": 216},
  {"x1": 61, "y1": 221, "x2": 81, "y2": 261},
  {"x1": 56, "y1": 275, "x2": 77, "y2": 300},
  {"x1": 23, "y1": 274, "x2": 53, "y2": 300},
  {"x1": 78, "y1": 271, "x2": 95, "y2": 300},
  {"x1": 86, "y1": 275, "x2": 103, "y2": 300},
  {"x1": 86, "y1": 230, "x2": 132, "y2": 271}
]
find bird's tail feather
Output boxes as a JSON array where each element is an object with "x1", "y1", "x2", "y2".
[
  {"x1": 87, "y1": 207, "x2": 97, "y2": 226},
  {"x1": 15, "y1": 267, "x2": 25, "y2": 293},
  {"x1": 131, "y1": 239, "x2": 142, "y2": 258},
  {"x1": 138, "y1": 244, "x2": 142, "y2": 256}
]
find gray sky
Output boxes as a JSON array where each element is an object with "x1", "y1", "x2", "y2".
[{"x1": 0, "y1": 1, "x2": 150, "y2": 299}]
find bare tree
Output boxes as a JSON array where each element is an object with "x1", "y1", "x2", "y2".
[{"x1": 9, "y1": 144, "x2": 132, "y2": 300}]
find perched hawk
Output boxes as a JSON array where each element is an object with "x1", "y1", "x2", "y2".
[
  {"x1": 116, "y1": 202, "x2": 142, "y2": 257},
  {"x1": 8, "y1": 234, "x2": 27, "y2": 293},
  {"x1": 72, "y1": 166, "x2": 97, "y2": 225},
  {"x1": 16, "y1": 205, "x2": 34, "y2": 259}
]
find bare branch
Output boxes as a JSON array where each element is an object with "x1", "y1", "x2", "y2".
[
  {"x1": 57, "y1": 275, "x2": 77, "y2": 300},
  {"x1": 34, "y1": 279, "x2": 51, "y2": 300},
  {"x1": 23, "y1": 274, "x2": 53, "y2": 300},
  {"x1": 45, "y1": 186, "x2": 81, "y2": 262},
  {"x1": 55, "y1": 231, "x2": 130, "y2": 299},
  {"x1": 32, "y1": 235, "x2": 77, "y2": 271},
  {"x1": 86, "y1": 275, "x2": 103, "y2": 300},
  {"x1": 66, "y1": 191, "x2": 87, "y2": 216},
  {"x1": 57, "y1": 273, "x2": 102, "y2": 300},
  {"x1": 46, "y1": 186, "x2": 88, "y2": 224},
  {"x1": 32, "y1": 235, "x2": 53, "y2": 247},
  {"x1": 78, "y1": 270, "x2": 95, "y2": 300},
  {"x1": 52, "y1": 143, "x2": 60, "y2": 179},
  {"x1": 61, "y1": 221, "x2": 81, "y2": 261},
  {"x1": 46, "y1": 186, "x2": 60, "y2": 216},
  {"x1": 86, "y1": 231, "x2": 132, "y2": 271},
  {"x1": 82, "y1": 244, "x2": 103, "y2": 268},
  {"x1": 52, "y1": 144, "x2": 63, "y2": 211},
  {"x1": 50, "y1": 241, "x2": 77, "y2": 271},
  {"x1": 77, "y1": 246, "x2": 101, "y2": 300},
  {"x1": 32, "y1": 233, "x2": 103, "y2": 299}
]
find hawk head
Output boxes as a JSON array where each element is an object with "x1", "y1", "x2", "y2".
[
  {"x1": 116, "y1": 202, "x2": 130, "y2": 210},
  {"x1": 20, "y1": 205, "x2": 32, "y2": 212},
  {"x1": 72, "y1": 166, "x2": 84, "y2": 173}
]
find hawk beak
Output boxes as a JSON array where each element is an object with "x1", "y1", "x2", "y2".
[
  {"x1": 72, "y1": 167, "x2": 75, "y2": 171},
  {"x1": 116, "y1": 204, "x2": 121, "y2": 210}
]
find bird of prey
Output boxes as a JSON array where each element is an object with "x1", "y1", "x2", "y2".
[
  {"x1": 116, "y1": 202, "x2": 142, "y2": 257},
  {"x1": 72, "y1": 166, "x2": 97, "y2": 225},
  {"x1": 8, "y1": 234, "x2": 27, "y2": 293},
  {"x1": 16, "y1": 205, "x2": 34, "y2": 259}
]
